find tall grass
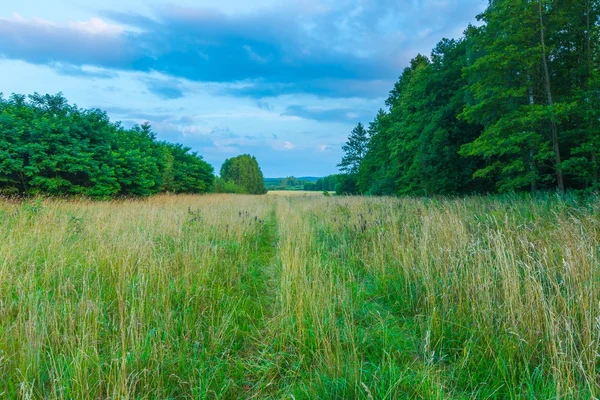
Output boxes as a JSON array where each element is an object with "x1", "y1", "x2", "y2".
[{"x1": 0, "y1": 193, "x2": 598, "y2": 398}]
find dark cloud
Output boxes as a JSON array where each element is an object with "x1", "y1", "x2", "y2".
[{"x1": 0, "y1": 1, "x2": 486, "y2": 99}]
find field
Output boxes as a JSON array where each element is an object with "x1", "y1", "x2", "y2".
[
  {"x1": 0, "y1": 194, "x2": 599, "y2": 399},
  {"x1": 267, "y1": 190, "x2": 334, "y2": 196}
]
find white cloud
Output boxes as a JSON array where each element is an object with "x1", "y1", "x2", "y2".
[
  {"x1": 10, "y1": 13, "x2": 124, "y2": 36},
  {"x1": 69, "y1": 17, "x2": 124, "y2": 36},
  {"x1": 272, "y1": 140, "x2": 295, "y2": 151}
]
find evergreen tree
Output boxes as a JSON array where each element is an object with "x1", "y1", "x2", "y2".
[{"x1": 338, "y1": 123, "x2": 368, "y2": 175}]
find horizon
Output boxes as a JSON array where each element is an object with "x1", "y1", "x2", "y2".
[{"x1": 0, "y1": 0, "x2": 486, "y2": 177}]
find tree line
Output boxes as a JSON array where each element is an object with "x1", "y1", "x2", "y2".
[
  {"x1": 0, "y1": 93, "x2": 215, "y2": 198},
  {"x1": 0, "y1": 92, "x2": 273, "y2": 198},
  {"x1": 0, "y1": 93, "x2": 272, "y2": 198},
  {"x1": 265, "y1": 175, "x2": 338, "y2": 191},
  {"x1": 339, "y1": 0, "x2": 600, "y2": 196},
  {"x1": 303, "y1": 175, "x2": 338, "y2": 192}
]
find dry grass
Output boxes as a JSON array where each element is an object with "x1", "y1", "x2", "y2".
[
  {"x1": 0, "y1": 193, "x2": 598, "y2": 398},
  {"x1": 266, "y1": 190, "x2": 333, "y2": 197}
]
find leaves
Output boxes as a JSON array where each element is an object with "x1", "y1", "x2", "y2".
[
  {"x1": 0, "y1": 93, "x2": 214, "y2": 198},
  {"x1": 341, "y1": 0, "x2": 600, "y2": 196},
  {"x1": 338, "y1": 123, "x2": 369, "y2": 175},
  {"x1": 219, "y1": 154, "x2": 267, "y2": 195}
]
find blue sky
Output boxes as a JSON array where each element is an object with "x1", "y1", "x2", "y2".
[{"x1": 0, "y1": 0, "x2": 486, "y2": 177}]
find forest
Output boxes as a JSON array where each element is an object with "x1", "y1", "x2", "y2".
[{"x1": 339, "y1": 0, "x2": 600, "y2": 196}]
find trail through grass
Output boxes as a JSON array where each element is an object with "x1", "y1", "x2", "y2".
[{"x1": 0, "y1": 194, "x2": 599, "y2": 398}]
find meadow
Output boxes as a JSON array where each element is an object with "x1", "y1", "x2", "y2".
[{"x1": 0, "y1": 193, "x2": 599, "y2": 399}]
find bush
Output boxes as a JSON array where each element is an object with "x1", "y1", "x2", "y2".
[{"x1": 212, "y1": 178, "x2": 246, "y2": 194}]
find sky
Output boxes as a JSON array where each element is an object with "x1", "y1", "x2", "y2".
[{"x1": 0, "y1": 0, "x2": 486, "y2": 177}]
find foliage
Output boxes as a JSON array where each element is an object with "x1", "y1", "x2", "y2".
[
  {"x1": 337, "y1": 122, "x2": 368, "y2": 175},
  {"x1": 0, "y1": 93, "x2": 214, "y2": 198},
  {"x1": 211, "y1": 177, "x2": 246, "y2": 194},
  {"x1": 315, "y1": 175, "x2": 339, "y2": 192},
  {"x1": 220, "y1": 154, "x2": 267, "y2": 194},
  {"x1": 339, "y1": 0, "x2": 600, "y2": 195},
  {"x1": 265, "y1": 176, "x2": 308, "y2": 191},
  {"x1": 335, "y1": 174, "x2": 360, "y2": 195},
  {"x1": 264, "y1": 176, "x2": 339, "y2": 192}
]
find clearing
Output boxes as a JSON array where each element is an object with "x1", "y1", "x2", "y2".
[{"x1": 0, "y1": 194, "x2": 598, "y2": 398}]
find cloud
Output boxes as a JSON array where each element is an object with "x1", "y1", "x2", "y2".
[
  {"x1": 0, "y1": 1, "x2": 488, "y2": 177},
  {"x1": 221, "y1": 78, "x2": 393, "y2": 99},
  {"x1": 69, "y1": 17, "x2": 125, "y2": 36},
  {"x1": 85, "y1": 98, "x2": 351, "y2": 176},
  {"x1": 0, "y1": 14, "x2": 136, "y2": 68},
  {"x1": 0, "y1": 1, "x2": 486, "y2": 99},
  {"x1": 256, "y1": 100, "x2": 274, "y2": 111},
  {"x1": 100, "y1": 106, "x2": 174, "y2": 122},
  {"x1": 52, "y1": 63, "x2": 118, "y2": 79},
  {"x1": 210, "y1": 127, "x2": 240, "y2": 139},
  {"x1": 281, "y1": 141, "x2": 295, "y2": 150},
  {"x1": 282, "y1": 104, "x2": 370, "y2": 123},
  {"x1": 143, "y1": 78, "x2": 186, "y2": 99}
]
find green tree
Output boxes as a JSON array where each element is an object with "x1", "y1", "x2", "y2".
[
  {"x1": 343, "y1": 0, "x2": 600, "y2": 196},
  {"x1": 335, "y1": 174, "x2": 359, "y2": 195},
  {"x1": 220, "y1": 154, "x2": 267, "y2": 194},
  {"x1": 0, "y1": 93, "x2": 215, "y2": 198},
  {"x1": 460, "y1": 0, "x2": 577, "y2": 193},
  {"x1": 212, "y1": 177, "x2": 245, "y2": 194},
  {"x1": 160, "y1": 142, "x2": 214, "y2": 193},
  {"x1": 555, "y1": 0, "x2": 600, "y2": 190},
  {"x1": 337, "y1": 123, "x2": 368, "y2": 195},
  {"x1": 357, "y1": 110, "x2": 395, "y2": 195},
  {"x1": 338, "y1": 122, "x2": 368, "y2": 175}
]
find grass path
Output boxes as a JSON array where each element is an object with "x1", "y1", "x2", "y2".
[
  {"x1": 236, "y1": 205, "x2": 281, "y2": 397},
  {"x1": 0, "y1": 194, "x2": 599, "y2": 398}
]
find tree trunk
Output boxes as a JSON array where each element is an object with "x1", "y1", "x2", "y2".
[
  {"x1": 528, "y1": 77, "x2": 537, "y2": 194},
  {"x1": 593, "y1": 153, "x2": 599, "y2": 188},
  {"x1": 538, "y1": 0, "x2": 564, "y2": 192},
  {"x1": 587, "y1": 0, "x2": 592, "y2": 81},
  {"x1": 586, "y1": 0, "x2": 598, "y2": 187}
]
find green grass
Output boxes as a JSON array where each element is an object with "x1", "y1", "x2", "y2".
[{"x1": 0, "y1": 193, "x2": 599, "y2": 398}]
